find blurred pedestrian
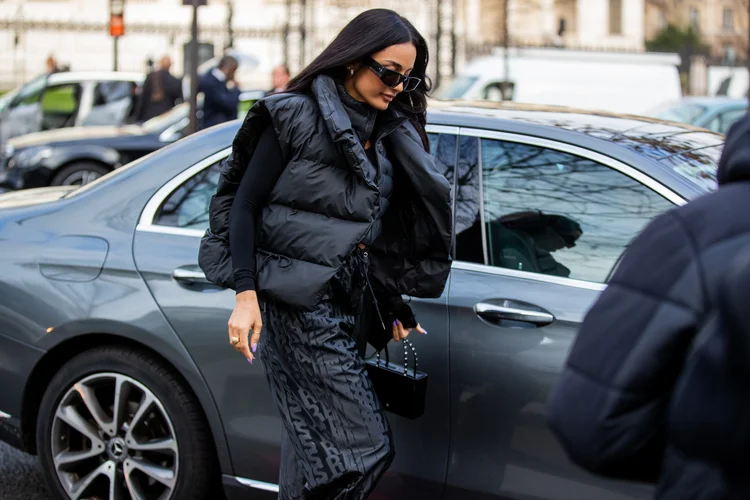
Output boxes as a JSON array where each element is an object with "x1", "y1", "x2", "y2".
[
  {"x1": 198, "y1": 55, "x2": 241, "y2": 130},
  {"x1": 199, "y1": 9, "x2": 449, "y2": 499},
  {"x1": 45, "y1": 54, "x2": 59, "y2": 74},
  {"x1": 546, "y1": 115, "x2": 750, "y2": 499},
  {"x1": 266, "y1": 63, "x2": 290, "y2": 95},
  {"x1": 134, "y1": 55, "x2": 183, "y2": 123}
]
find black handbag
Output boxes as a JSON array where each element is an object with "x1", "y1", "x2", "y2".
[{"x1": 365, "y1": 338, "x2": 428, "y2": 419}]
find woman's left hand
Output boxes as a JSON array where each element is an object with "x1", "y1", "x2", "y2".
[{"x1": 392, "y1": 319, "x2": 427, "y2": 342}]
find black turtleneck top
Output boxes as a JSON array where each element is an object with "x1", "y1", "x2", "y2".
[{"x1": 229, "y1": 84, "x2": 380, "y2": 294}]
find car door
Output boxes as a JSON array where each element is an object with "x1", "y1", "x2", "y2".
[
  {"x1": 132, "y1": 130, "x2": 458, "y2": 498},
  {"x1": 443, "y1": 129, "x2": 682, "y2": 500}
]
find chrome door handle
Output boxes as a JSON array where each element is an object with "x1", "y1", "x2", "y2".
[
  {"x1": 172, "y1": 268, "x2": 210, "y2": 283},
  {"x1": 474, "y1": 302, "x2": 555, "y2": 326}
]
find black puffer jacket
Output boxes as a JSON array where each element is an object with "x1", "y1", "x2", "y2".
[
  {"x1": 546, "y1": 116, "x2": 750, "y2": 499},
  {"x1": 199, "y1": 74, "x2": 452, "y2": 311},
  {"x1": 667, "y1": 251, "x2": 750, "y2": 498}
]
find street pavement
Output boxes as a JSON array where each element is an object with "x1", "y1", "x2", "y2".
[{"x1": 0, "y1": 441, "x2": 51, "y2": 499}]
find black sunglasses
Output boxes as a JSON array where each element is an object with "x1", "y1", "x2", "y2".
[{"x1": 363, "y1": 57, "x2": 421, "y2": 92}]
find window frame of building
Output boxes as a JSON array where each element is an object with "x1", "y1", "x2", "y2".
[
  {"x1": 689, "y1": 7, "x2": 700, "y2": 30},
  {"x1": 609, "y1": 0, "x2": 623, "y2": 35},
  {"x1": 723, "y1": 7, "x2": 734, "y2": 32}
]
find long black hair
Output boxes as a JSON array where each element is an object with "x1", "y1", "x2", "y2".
[{"x1": 285, "y1": 9, "x2": 432, "y2": 151}]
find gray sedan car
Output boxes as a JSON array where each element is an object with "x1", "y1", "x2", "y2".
[{"x1": 0, "y1": 103, "x2": 722, "y2": 500}]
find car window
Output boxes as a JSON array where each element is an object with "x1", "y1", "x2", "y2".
[
  {"x1": 649, "y1": 101, "x2": 706, "y2": 124},
  {"x1": 41, "y1": 84, "x2": 82, "y2": 130},
  {"x1": 93, "y1": 81, "x2": 134, "y2": 105},
  {"x1": 716, "y1": 108, "x2": 746, "y2": 134},
  {"x1": 154, "y1": 163, "x2": 222, "y2": 231},
  {"x1": 428, "y1": 132, "x2": 462, "y2": 258},
  {"x1": 456, "y1": 138, "x2": 675, "y2": 283},
  {"x1": 10, "y1": 75, "x2": 47, "y2": 108},
  {"x1": 433, "y1": 75, "x2": 479, "y2": 100},
  {"x1": 83, "y1": 81, "x2": 136, "y2": 126},
  {"x1": 658, "y1": 144, "x2": 722, "y2": 192}
]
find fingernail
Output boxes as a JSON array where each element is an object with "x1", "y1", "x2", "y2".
[
  {"x1": 252, "y1": 343, "x2": 257, "y2": 353},
  {"x1": 392, "y1": 320, "x2": 398, "y2": 326},
  {"x1": 423, "y1": 329, "x2": 428, "y2": 335},
  {"x1": 247, "y1": 358, "x2": 253, "y2": 364}
]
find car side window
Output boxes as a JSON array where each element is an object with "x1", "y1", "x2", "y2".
[
  {"x1": 477, "y1": 138, "x2": 674, "y2": 283},
  {"x1": 41, "y1": 84, "x2": 82, "y2": 130},
  {"x1": 717, "y1": 109, "x2": 745, "y2": 135},
  {"x1": 83, "y1": 81, "x2": 136, "y2": 126},
  {"x1": 154, "y1": 163, "x2": 222, "y2": 231}
]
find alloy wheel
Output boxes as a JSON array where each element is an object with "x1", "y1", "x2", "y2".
[
  {"x1": 50, "y1": 372, "x2": 179, "y2": 500},
  {"x1": 61, "y1": 170, "x2": 103, "y2": 186}
]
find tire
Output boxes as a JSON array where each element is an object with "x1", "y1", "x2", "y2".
[
  {"x1": 50, "y1": 162, "x2": 111, "y2": 187},
  {"x1": 36, "y1": 346, "x2": 218, "y2": 500}
]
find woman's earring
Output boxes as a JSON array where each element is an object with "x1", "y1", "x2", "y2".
[{"x1": 349, "y1": 67, "x2": 355, "y2": 76}]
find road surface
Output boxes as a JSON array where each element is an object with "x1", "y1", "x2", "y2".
[{"x1": 0, "y1": 441, "x2": 51, "y2": 499}]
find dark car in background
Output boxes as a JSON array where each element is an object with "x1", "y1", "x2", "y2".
[
  {"x1": 0, "y1": 103, "x2": 189, "y2": 190},
  {"x1": 0, "y1": 72, "x2": 145, "y2": 145},
  {"x1": 0, "y1": 102, "x2": 722, "y2": 500},
  {"x1": 0, "y1": 91, "x2": 263, "y2": 192}
]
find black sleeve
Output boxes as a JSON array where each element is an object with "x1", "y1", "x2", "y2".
[{"x1": 229, "y1": 125, "x2": 285, "y2": 294}]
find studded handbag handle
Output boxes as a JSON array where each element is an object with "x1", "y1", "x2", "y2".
[{"x1": 375, "y1": 339, "x2": 419, "y2": 379}]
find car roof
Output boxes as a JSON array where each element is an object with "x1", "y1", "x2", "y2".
[
  {"x1": 47, "y1": 71, "x2": 145, "y2": 85},
  {"x1": 428, "y1": 100, "x2": 724, "y2": 161}
]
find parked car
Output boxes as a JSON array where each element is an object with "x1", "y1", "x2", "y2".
[
  {"x1": 0, "y1": 91, "x2": 264, "y2": 192},
  {"x1": 0, "y1": 103, "x2": 722, "y2": 500},
  {"x1": 646, "y1": 96, "x2": 748, "y2": 135},
  {"x1": 0, "y1": 71, "x2": 145, "y2": 145}
]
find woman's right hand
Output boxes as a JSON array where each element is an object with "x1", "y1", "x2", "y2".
[{"x1": 228, "y1": 291, "x2": 263, "y2": 364}]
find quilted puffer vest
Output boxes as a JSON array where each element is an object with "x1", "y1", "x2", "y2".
[{"x1": 199, "y1": 74, "x2": 453, "y2": 310}]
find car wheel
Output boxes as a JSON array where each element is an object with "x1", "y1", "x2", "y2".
[
  {"x1": 36, "y1": 346, "x2": 217, "y2": 500},
  {"x1": 51, "y1": 163, "x2": 111, "y2": 186}
]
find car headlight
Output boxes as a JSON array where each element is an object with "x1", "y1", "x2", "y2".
[{"x1": 12, "y1": 146, "x2": 54, "y2": 167}]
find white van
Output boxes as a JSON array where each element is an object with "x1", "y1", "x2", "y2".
[{"x1": 435, "y1": 48, "x2": 682, "y2": 115}]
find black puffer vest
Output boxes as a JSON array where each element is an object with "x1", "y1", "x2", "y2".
[{"x1": 199, "y1": 74, "x2": 452, "y2": 310}]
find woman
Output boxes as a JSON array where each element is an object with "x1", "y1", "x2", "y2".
[{"x1": 199, "y1": 9, "x2": 452, "y2": 499}]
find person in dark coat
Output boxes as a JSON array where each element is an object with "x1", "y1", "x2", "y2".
[
  {"x1": 667, "y1": 250, "x2": 750, "y2": 498},
  {"x1": 198, "y1": 9, "x2": 451, "y2": 499},
  {"x1": 134, "y1": 55, "x2": 183, "y2": 122},
  {"x1": 546, "y1": 114, "x2": 750, "y2": 499},
  {"x1": 198, "y1": 55, "x2": 241, "y2": 129}
]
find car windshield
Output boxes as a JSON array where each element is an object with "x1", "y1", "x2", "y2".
[
  {"x1": 141, "y1": 103, "x2": 189, "y2": 134},
  {"x1": 648, "y1": 101, "x2": 707, "y2": 124},
  {"x1": 434, "y1": 75, "x2": 479, "y2": 100},
  {"x1": 0, "y1": 74, "x2": 48, "y2": 113}
]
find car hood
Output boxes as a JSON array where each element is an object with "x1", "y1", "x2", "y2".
[
  {"x1": 8, "y1": 125, "x2": 143, "y2": 148},
  {"x1": 0, "y1": 185, "x2": 77, "y2": 209}
]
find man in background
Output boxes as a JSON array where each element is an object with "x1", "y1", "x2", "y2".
[
  {"x1": 135, "y1": 55, "x2": 183, "y2": 123},
  {"x1": 266, "y1": 63, "x2": 290, "y2": 96},
  {"x1": 199, "y1": 55, "x2": 241, "y2": 129}
]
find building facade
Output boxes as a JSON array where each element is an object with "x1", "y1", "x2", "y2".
[
  {"x1": 645, "y1": 0, "x2": 749, "y2": 62},
  {"x1": 467, "y1": 0, "x2": 645, "y2": 51},
  {"x1": 0, "y1": 0, "x2": 442, "y2": 90}
]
